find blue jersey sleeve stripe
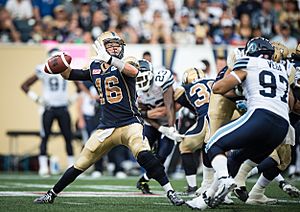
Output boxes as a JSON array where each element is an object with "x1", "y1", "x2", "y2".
[
  {"x1": 162, "y1": 80, "x2": 174, "y2": 92},
  {"x1": 162, "y1": 78, "x2": 174, "y2": 90},
  {"x1": 232, "y1": 65, "x2": 247, "y2": 72}
]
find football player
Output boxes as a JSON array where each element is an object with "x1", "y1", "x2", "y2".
[
  {"x1": 21, "y1": 48, "x2": 78, "y2": 177},
  {"x1": 187, "y1": 37, "x2": 290, "y2": 209},
  {"x1": 232, "y1": 42, "x2": 300, "y2": 204},
  {"x1": 33, "y1": 31, "x2": 184, "y2": 206},
  {"x1": 142, "y1": 67, "x2": 214, "y2": 196},
  {"x1": 135, "y1": 59, "x2": 178, "y2": 194}
]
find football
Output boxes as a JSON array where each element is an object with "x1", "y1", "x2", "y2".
[{"x1": 44, "y1": 53, "x2": 72, "y2": 74}]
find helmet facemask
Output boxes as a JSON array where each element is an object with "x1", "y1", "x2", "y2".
[{"x1": 136, "y1": 59, "x2": 154, "y2": 92}]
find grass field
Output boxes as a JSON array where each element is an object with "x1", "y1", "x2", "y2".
[{"x1": 0, "y1": 173, "x2": 300, "y2": 212}]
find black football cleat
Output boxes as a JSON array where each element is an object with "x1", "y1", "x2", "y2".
[
  {"x1": 233, "y1": 186, "x2": 249, "y2": 202},
  {"x1": 181, "y1": 186, "x2": 198, "y2": 196},
  {"x1": 33, "y1": 190, "x2": 57, "y2": 204},
  {"x1": 167, "y1": 190, "x2": 185, "y2": 206},
  {"x1": 136, "y1": 180, "x2": 153, "y2": 194}
]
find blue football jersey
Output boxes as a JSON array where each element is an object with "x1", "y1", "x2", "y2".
[
  {"x1": 176, "y1": 79, "x2": 214, "y2": 118},
  {"x1": 89, "y1": 61, "x2": 142, "y2": 129}
]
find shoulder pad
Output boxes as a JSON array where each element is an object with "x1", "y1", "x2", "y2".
[
  {"x1": 174, "y1": 86, "x2": 185, "y2": 101},
  {"x1": 154, "y1": 69, "x2": 174, "y2": 91}
]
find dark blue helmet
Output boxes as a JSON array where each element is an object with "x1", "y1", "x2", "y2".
[{"x1": 245, "y1": 37, "x2": 274, "y2": 59}]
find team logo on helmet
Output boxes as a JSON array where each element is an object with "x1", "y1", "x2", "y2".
[{"x1": 245, "y1": 37, "x2": 274, "y2": 59}]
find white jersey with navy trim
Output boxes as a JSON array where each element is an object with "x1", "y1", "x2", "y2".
[
  {"x1": 137, "y1": 68, "x2": 174, "y2": 125},
  {"x1": 233, "y1": 56, "x2": 289, "y2": 121},
  {"x1": 35, "y1": 64, "x2": 69, "y2": 107}
]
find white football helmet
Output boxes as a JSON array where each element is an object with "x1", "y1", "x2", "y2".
[{"x1": 136, "y1": 59, "x2": 153, "y2": 92}]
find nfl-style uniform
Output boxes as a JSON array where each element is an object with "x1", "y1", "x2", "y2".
[
  {"x1": 175, "y1": 79, "x2": 214, "y2": 153},
  {"x1": 136, "y1": 68, "x2": 175, "y2": 163},
  {"x1": 206, "y1": 56, "x2": 290, "y2": 165},
  {"x1": 75, "y1": 60, "x2": 150, "y2": 171},
  {"x1": 35, "y1": 64, "x2": 73, "y2": 157}
]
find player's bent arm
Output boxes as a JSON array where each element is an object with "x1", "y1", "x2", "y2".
[
  {"x1": 21, "y1": 74, "x2": 38, "y2": 93},
  {"x1": 61, "y1": 67, "x2": 91, "y2": 81},
  {"x1": 213, "y1": 70, "x2": 247, "y2": 95},
  {"x1": 147, "y1": 106, "x2": 167, "y2": 119},
  {"x1": 163, "y1": 86, "x2": 176, "y2": 127},
  {"x1": 121, "y1": 63, "x2": 139, "y2": 77}
]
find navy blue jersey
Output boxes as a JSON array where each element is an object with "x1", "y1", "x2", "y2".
[
  {"x1": 176, "y1": 79, "x2": 214, "y2": 118},
  {"x1": 89, "y1": 61, "x2": 142, "y2": 129}
]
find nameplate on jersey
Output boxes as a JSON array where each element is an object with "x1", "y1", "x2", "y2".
[
  {"x1": 267, "y1": 61, "x2": 282, "y2": 71},
  {"x1": 92, "y1": 69, "x2": 101, "y2": 75}
]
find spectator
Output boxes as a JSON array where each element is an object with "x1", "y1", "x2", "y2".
[
  {"x1": 142, "y1": 51, "x2": 152, "y2": 62},
  {"x1": 107, "y1": 0, "x2": 122, "y2": 30},
  {"x1": 279, "y1": 0, "x2": 300, "y2": 40},
  {"x1": 5, "y1": 0, "x2": 33, "y2": 20},
  {"x1": 0, "y1": 7, "x2": 20, "y2": 42},
  {"x1": 172, "y1": 7, "x2": 196, "y2": 44},
  {"x1": 115, "y1": 16, "x2": 139, "y2": 44},
  {"x1": 235, "y1": 0, "x2": 261, "y2": 19},
  {"x1": 251, "y1": 0, "x2": 276, "y2": 39},
  {"x1": 271, "y1": 22, "x2": 298, "y2": 51},
  {"x1": 41, "y1": 15, "x2": 56, "y2": 41},
  {"x1": 128, "y1": 0, "x2": 153, "y2": 43},
  {"x1": 149, "y1": 10, "x2": 172, "y2": 44},
  {"x1": 213, "y1": 18, "x2": 241, "y2": 45},
  {"x1": 53, "y1": 5, "x2": 69, "y2": 43},
  {"x1": 30, "y1": 20, "x2": 43, "y2": 43},
  {"x1": 32, "y1": 0, "x2": 61, "y2": 22},
  {"x1": 90, "y1": 10, "x2": 109, "y2": 40},
  {"x1": 78, "y1": 0, "x2": 93, "y2": 32},
  {"x1": 235, "y1": 13, "x2": 252, "y2": 45},
  {"x1": 201, "y1": 59, "x2": 211, "y2": 77}
]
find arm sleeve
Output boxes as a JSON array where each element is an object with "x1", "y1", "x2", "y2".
[{"x1": 69, "y1": 69, "x2": 92, "y2": 81}]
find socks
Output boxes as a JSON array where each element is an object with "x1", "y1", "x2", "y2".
[
  {"x1": 257, "y1": 174, "x2": 271, "y2": 188},
  {"x1": 162, "y1": 182, "x2": 173, "y2": 193},
  {"x1": 274, "y1": 174, "x2": 284, "y2": 183},
  {"x1": 186, "y1": 175, "x2": 197, "y2": 187},
  {"x1": 211, "y1": 154, "x2": 229, "y2": 179},
  {"x1": 234, "y1": 160, "x2": 257, "y2": 187}
]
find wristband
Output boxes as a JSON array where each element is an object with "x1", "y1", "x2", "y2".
[
  {"x1": 27, "y1": 90, "x2": 39, "y2": 102},
  {"x1": 230, "y1": 71, "x2": 242, "y2": 83},
  {"x1": 111, "y1": 57, "x2": 125, "y2": 72},
  {"x1": 140, "y1": 110, "x2": 148, "y2": 118}
]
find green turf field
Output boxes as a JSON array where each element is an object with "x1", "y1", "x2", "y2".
[{"x1": 0, "y1": 173, "x2": 299, "y2": 211}]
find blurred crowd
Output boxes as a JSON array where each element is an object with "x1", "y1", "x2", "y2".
[{"x1": 0, "y1": 0, "x2": 299, "y2": 46}]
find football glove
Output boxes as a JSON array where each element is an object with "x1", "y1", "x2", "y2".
[
  {"x1": 158, "y1": 126, "x2": 183, "y2": 142},
  {"x1": 92, "y1": 40, "x2": 111, "y2": 63}
]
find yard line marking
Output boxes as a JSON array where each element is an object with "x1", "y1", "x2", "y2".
[{"x1": 0, "y1": 191, "x2": 165, "y2": 198}]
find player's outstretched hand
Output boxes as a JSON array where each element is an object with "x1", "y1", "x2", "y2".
[{"x1": 92, "y1": 40, "x2": 111, "y2": 63}]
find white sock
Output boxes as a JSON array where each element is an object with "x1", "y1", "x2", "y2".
[
  {"x1": 163, "y1": 182, "x2": 174, "y2": 193},
  {"x1": 274, "y1": 174, "x2": 284, "y2": 183},
  {"x1": 234, "y1": 159, "x2": 257, "y2": 187},
  {"x1": 206, "y1": 174, "x2": 219, "y2": 197},
  {"x1": 38, "y1": 155, "x2": 48, "y2": 170},
  {"x1": 257, "y1": 174, "x2": 271, "y2": 188},
  {"x1": 143, "y1": 173, "x2": 150, "y2": 181},
  {"x1": 201, "y1": 165, "x2": 214, "y2": 186},
  {"x1": 211, "y1": 154, "x2": 228, "y2": 179},
  {"x1": 67, "y1": 156, "x2": 74, "y2": 168},
  {"x1": 186, "y1": 175, "x2": 197, "y2": 187},
  {"x1": 288, "y1": 165, "x2": 296, "y2": 175}
]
